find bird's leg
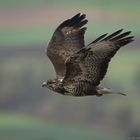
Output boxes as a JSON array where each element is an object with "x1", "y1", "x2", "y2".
[{"x1": 95, "y1": 92, "x2": 103, "y2": 96}]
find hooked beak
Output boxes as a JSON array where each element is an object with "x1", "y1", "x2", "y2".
[{"x1": 42, "y1": 81, "x2": 47, "y2": 87}]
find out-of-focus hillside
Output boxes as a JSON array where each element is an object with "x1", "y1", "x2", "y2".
[
  {"x1": 0, "y1": 46, "x2": 140, "y2": 140},
  {"x1": 0, "y1": 0, "x2": 140, "y2": 47},
  {"x1": 0, "y1": 112, "x2": 122, "y2": 140}
]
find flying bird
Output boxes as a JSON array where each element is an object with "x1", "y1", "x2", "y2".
[{"x1": 42, "y1": 13, "x2": 134, "y2": 97}]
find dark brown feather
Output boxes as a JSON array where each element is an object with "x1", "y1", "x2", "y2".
[
  {"x1": 63, "y1": 30, "x2": 134, "y2": 86},
  {"x1": 47, "y1": 13, "x2": 88, "y2": 78}
]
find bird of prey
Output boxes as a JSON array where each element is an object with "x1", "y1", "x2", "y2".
[{"x1": 42, "y1": 13, "x2": 134, "y2": 97}]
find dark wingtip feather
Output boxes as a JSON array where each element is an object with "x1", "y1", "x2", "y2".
[
  {"x1": 75, "y1": 19, "x2": 88, "y2": 28},
  {"x1": 74, "y1": 13, "x2": 81, "y2": 17},
  {"x1": 88, "y1": 33, "x2": 108, "y2": 45},
  {"x1": 79, "y1": 14, "x2": 86, "y2": 20},
  {"x1": 100, "y1": 29, "x2": 134, "y2": 47},
  {"x1": 72, "y1": 13, "x2": 87, "y2": 28},
  {"x1": 88, "y1": 29, "x2": 134, "y2": 47},
  {"x1": 103, "y1": 29, "x2": 123, "y2": 40},
  {"x1": 117, "y1": 36, "x2": 134, "y2": 46},
  {"x1": 57, "y1": 13, "x2": 87, "y2": 29},
  {"x1": 71, "y1": 13, "x2": 81, "y2": 22},
  {"x1": 88, "y1": 29, "x2": 125, "y2": 46},
  {"x1": 111, "y1": 31, "x2": 131, "y2": 41}
]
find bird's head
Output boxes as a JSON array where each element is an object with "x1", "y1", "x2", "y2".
[
  {"x1": 42, "y1": 79, "x2": 64, "y2": 93},
  {"x1": 42, "y1": 79, "x2": 56, "y2": 89}
]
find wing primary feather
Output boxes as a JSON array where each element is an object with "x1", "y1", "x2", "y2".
[
  {"x1": 71, "y1": 13, "x2": 81, "y2": 20},
  {"x1": 72, "y1": 14, "x2": 86, "y2": 25},
  {"x1": 69, "y1": 13, "x2": 82, "y2": 26},
  {"x1": 111, "y1": 31, "x2": 131, "y2": 41},
  {"x1": 88, "y1": 33, "x2": 108, "y2": 46},
  {"x1": 58, "y1": 13, "x2": 87, "y2": 29},
  {"x1": 58, "y1": 19, "x2": 71, "y2": 29},
  {"x1": 116, "y1": 36, "x2": 134, "y2": 46},
  {"x1": 75, "y1": 20, "x2": 88, "y2": 28},
  {"x1": 56, "y1": 14, "x2": 80, "y2": 29},
  {"x1": 103, "y1": 29, "x2": 123, "y2": 40}
]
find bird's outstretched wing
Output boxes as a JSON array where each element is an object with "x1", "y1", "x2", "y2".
[
  {"x1": 47, "y1": 13, "x2": 88, "y2": 78},
  {"x1": 63, "y1": 29, "x2": 134, "y2": 85}
]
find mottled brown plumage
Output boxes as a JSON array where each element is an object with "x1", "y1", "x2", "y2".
[
  {"x1": 42, "y1": 13, "x2": 134, "y2": 97},
  {"x1": 47, "y1": 13, "x2": 87, "y2": 78}
]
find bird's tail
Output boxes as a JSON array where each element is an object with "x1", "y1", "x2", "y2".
[{"x1": 96, "y1": 86, "x2": 126, "y2": 96}]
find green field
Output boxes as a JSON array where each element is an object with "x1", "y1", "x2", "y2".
[
  {"x1": 0, "y1": 112, "x2": 121, "y2": 140},
  {"x1": 0, "y1": 50, "x2": 139, "y2": 139}
]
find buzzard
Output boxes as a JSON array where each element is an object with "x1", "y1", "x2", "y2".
[{"x1": 42, "y1": 13, "x2": 134, "y2": 96}]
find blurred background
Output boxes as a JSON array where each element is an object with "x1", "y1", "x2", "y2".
[{"x1": 0, "y1": 0, "x2": 140, "y2": 140}]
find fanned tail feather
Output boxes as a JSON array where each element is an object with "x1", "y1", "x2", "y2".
[{"x1": 97, "y1": 87, "x2": 126, "y2": 96}]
